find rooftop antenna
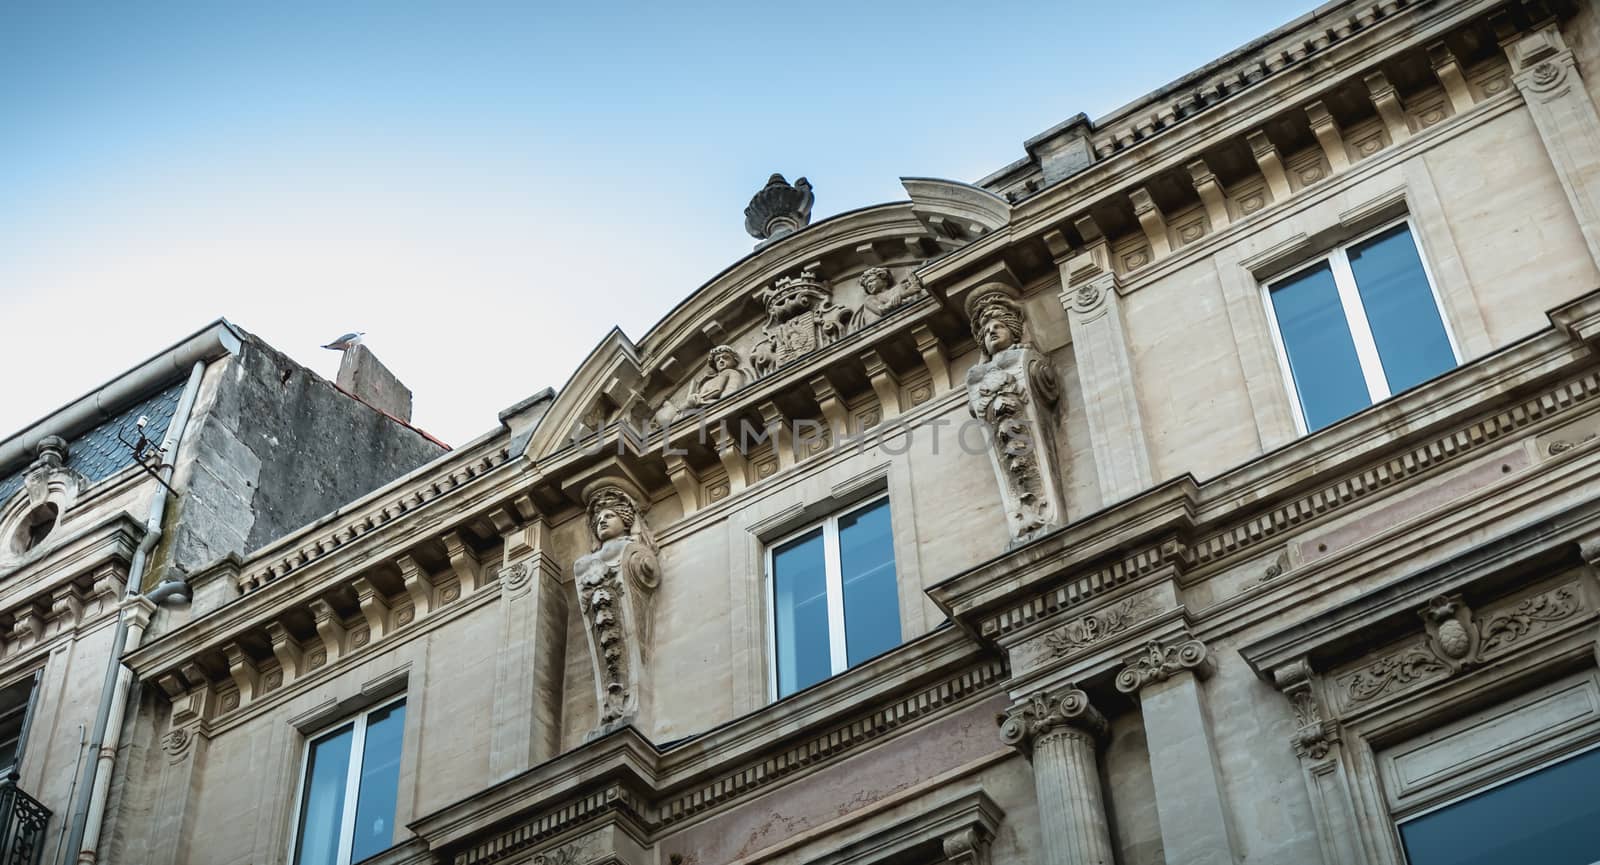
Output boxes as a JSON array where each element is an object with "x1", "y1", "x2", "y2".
[{"x1": 115, "y1": 415, "x2": 176, "y2": 494}]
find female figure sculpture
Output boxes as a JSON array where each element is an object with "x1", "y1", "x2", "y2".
[{"x1": 572, "y1": 484, "x2": 660, "y2": 728}]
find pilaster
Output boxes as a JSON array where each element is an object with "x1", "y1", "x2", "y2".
[
  {"x1": 1115, "y1": 636, "x2": 1239, "y2": 865},
  {"x1": 999, "y1": 687, "x2": 1114, "y2": 865},
  {"x1": 491, "y1": 518, "x2": 568, "y2": 778},
  {"x1": 1056, "y1": 247, "x2": 1154, "y2": 507},
  {"x1": 1271, "y1": 659, "x2": 1371, "y2": 865},
  {"x1": 1507, "y1": 25, "x2": 1600, "y2": 272}
]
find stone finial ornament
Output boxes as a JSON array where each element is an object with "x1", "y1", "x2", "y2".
[
  {"x1": 744, "y1": 173, "x2": 814, "y2": 247},
  {"x1": 572, "y1": 483, "x2": 661, "y2": 729},
  {"x1": 751, "y1": 269, "x2": 851, "y2": 377},
  {"x1": 964, "y1": 285, "x2": 1066, "y2": 545}
]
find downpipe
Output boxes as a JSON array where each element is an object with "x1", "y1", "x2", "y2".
[{"x1": 61, "y1": 359, "x2": 205, "y2": 865}]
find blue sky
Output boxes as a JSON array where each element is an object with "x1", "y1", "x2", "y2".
[{"x1": 0, "y1": 1, "x2": 1318, "y2": 445}]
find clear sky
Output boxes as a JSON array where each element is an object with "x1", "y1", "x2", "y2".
[{"x1": 1, "y1": 1, "x2": 1319, "y2": 447}]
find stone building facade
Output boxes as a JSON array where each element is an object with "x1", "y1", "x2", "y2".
[{"x1": 7, "y1": 0, "x2": 1600, "y2": 863}]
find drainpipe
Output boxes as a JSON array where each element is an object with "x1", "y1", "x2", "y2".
[{"x1": 62, "y1": 358, "x2": 207, "y2": 865}]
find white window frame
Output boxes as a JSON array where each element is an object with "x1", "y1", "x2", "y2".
[
  {"x1": 285, "y1": 694, "x2": 406, "y2": 865},
  {"x1": 764, "y1": 493, "x2": 893, "y2": 702},
  {"x1": 1260, "y1": 217, "x2": 1462, "y2": 435}
]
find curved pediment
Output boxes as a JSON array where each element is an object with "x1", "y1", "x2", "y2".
[{"x1": 524, "y1": 179, "x2": 1012, "y2": 474}]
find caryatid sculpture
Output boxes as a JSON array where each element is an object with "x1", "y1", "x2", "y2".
[
  {"x1": 572, "y1": 483, "x2": 661, "y2": 729},
  {"x1": 964, "y1": 285, "x2": 1067, "y2": 544}
]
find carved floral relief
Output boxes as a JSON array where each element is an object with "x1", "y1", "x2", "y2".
[{"x1": 1334, "y1": 582, "x2": 1585, "y2": 712}]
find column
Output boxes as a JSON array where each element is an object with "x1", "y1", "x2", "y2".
[
  {"x1": 1116, "y1": 636, "x2": 1239, "y2": 865},
  {"x1": 1054, "y1": 221, "x2": 1154, "y2": 507},
  {"x1": 999, "y1": 687, "x2": 1115, "y2": 865},
  {"x1": 1508, "y1": 25, "x2": 1600, "y2": 271}
]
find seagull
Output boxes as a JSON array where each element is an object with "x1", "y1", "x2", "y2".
[{"x1": 321, "y1": 331, "x2": 365, "y2": 351}]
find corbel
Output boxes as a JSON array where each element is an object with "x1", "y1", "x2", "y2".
[
  {"x1": 1246, "y1": 130, "x2": 1293, "y2": 203},
  {"x1": 265, "y1": 621, "x2": 306, "y2": 684},
  {"x1": 860, "y1": 350, "x2": 903, "y2": 419},
  {"x1": 397, "y1": 554, "x2": 436, "y2": 620},
  {"x1": 1128, "y1": 188, "x2": 1171, "y2": 258},
  {"x1": 9, "y1": 606, "x2": 45, "y2": 653},
  {"x1": 88, "y1": 565, "x2": 126, "y2": 613},
  {"x1": 1304, "y1": 100, "x2": 1350, "y2": 173},
  {"x1": 221, "y1": 642, "x2": 261, "y2": 704},
  {"x1": 1364, "y1": 71, "x2": 1411, "y2": 143},
  {"x1": 942, "y1": 827, "x2": 994, "y2": 865},
  {"x1": 511, "y1": 494, "x2": 539, "y2": 522},
  {"x1": 48, "y1": 585, "x2": 85, "y2": 634},
  {"x1": 169, "y1": 676, "x2": 215, "y2": 728},
  {"x1": 308, "y1": 598, "x2": 349, "y2": 664},
  {"x1": 1186, "y1": 158, "x2": 1231, "y2": 231},
  {"x1": 911, "y1": 325, "x2": 951, "y2": 393},
  {"x1": 352, "y1": 578, "x2": 393, "y2": 643},
  {"x1": 711, "y1": 424, "x2": 749, "y2": 495},
  {"x1": 1428, "y1": 42, "x2": 1473, "y2": 115},
  {"x1": 441, "y1": 530, "x2": 483, "y2": 595},
  {"x1": 664, "y1": 453, "x2": 702, "y2": 516},
  {"x1": 810, "y1": 374, "x2": 850, "y2": 439},
  {"x1": 757, "y1": 401, "x2": 796, "y2": 471}
]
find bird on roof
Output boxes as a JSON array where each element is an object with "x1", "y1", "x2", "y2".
[{"x1": 321, "y1": 331, "x2": 365, "y2": 351}]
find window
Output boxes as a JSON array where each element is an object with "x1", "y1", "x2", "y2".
[
  {"x1": 290, "y1": 698, "x2": 406, "y2": 865},
  {"x1": 1398, "y1": 745, "x2": 1600, "y2": 865},
  {"x1": 1264, "y1": 221, "x2": 1459, "y2": 433},
  {"x1": 0, "y1": 674, "x2": 38, "y2": 772},
  {"x1": 768, "y1": 496, "x2": 901, "y2": 699}
]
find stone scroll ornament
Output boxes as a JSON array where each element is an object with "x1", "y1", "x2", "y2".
[
  {"x1": 571, "y1": 484, "x2": 661, "y2": 728},
  {"x1": 964, "y1": 285, "x2": 1066, "y2": 544}
]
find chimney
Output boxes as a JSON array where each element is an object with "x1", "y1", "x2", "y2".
[{"x1": 336, "y1": 344, "x2": 414, "y2": 422}]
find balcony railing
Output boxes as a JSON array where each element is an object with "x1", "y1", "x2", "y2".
[{"x1": 0, "y1": 770, "x2": 49, "y2": 865}]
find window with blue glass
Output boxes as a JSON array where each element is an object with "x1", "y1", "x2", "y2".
[
  {"x1": 1265, "y1": 222, "x2": 1458, "y2": 433},
  {"x1": 291, "y1": 698, "x2": 406, "y2": 865},
  {"x1": 1398, "y1": 746, "x2": 1600, "y2": 865},
  {"x1": 769, "y1": 496, "x2": 901, "y2": 699}
]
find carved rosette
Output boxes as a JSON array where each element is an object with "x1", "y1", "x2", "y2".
[
  {"x1": 1115, "y1": 636, "x2": 1212, "y2": 694},
  {"x1": 998, "y1": 687, "x2": 1107, "y2": 755},
  {"x1": 964, "y1": 285, "x2": 1066, "y2": 545},
  {"x1": 572, "y1": 483, "x2": 661, "y2": 728}
]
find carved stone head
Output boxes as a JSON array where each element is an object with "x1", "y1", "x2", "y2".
[
  {"x1": 586, "y1": 486, "x2": 639, "y2": 546},
  {"x1": 707, "y1": 345, "x2": 741, "y2": 373},
  {"x1": 966, "y1": 286, "x2": 1025, "y2": 361},
  {"x1": 859, "y1": 266, "x2": 893, "y2": 295}
]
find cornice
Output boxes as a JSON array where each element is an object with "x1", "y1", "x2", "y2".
[
  {"x1": 411, "y1": 626, "x2": 1004, "y2": 857},
  {"x1": 931, "y1": 289, "x2": 1600, "y2": 640}
]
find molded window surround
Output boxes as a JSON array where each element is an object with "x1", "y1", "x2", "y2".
[
  {"x1": 289, "y1": 696, "x2": 407, "y2": 865},
  {"x1": 1261, "y1": 218, "x2": 1461, "y2": 433},
  {"x1": 766, "y1": 494, "x2": 901, "y2": 701}
]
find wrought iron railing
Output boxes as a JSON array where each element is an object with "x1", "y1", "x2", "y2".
[{"x1": 0, "y1": 770, "x2": 49, "y2": 865}]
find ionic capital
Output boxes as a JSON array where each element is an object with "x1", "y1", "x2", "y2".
[
  {"x1": 1115, "y1": 635, "x2": 1212, "y2": 694},
  {"x1": 998, "y1": 686, "x2": 1107, "y2": 754}
]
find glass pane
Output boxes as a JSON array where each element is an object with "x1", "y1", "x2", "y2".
[
  {"x1": 773, "y1": 528, "x2": 832, "y2": 698},
  {"x1": 1270, "y1": 262, "x2": 1372, "y2": 431},
  {"x1": 0, "y1": 678, "x2": 36, "y2": 771},
  {"x1": 1400, "y1": 746, "x2": 1600, "y2": 865},
  {"x1": 350, "y1": 702, "x2": 407, "y2": 862},
  {"x1": 294, "y1": 724, "x2": 354, "y2": 865},
  {"x1": 838, "y1": 500, "x2": 900, "y2": 667},
  {"x1": 1348, "y1": 224, "x2": 1455, "y2": 394}
]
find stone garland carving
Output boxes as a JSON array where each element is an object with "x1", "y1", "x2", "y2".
[
  {"x1": 1114, "y1": 635, "x2": 1212, "y2": 694},
  {"x1": 964, "y1": 285, "x2": 1066, "y2": 545},
  {"x1": 850, "y1": 266, "x2": 926, "y2": 333},
  {"x1": 1338, "y1": 583, "x2": 1584, "y2": 708},
  {"x1": 751, "y1": 269, "x2": 852, "y2": 378},
  {"x1": 1041, "y1": 595, "x2": 1154, "y2": 658},
  {"x1": 998, "y1": 686, "x2": 1107, "y2": 754},
  {"x1": 572, "y1": 485, "x2": 661, "y2": 728}
]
